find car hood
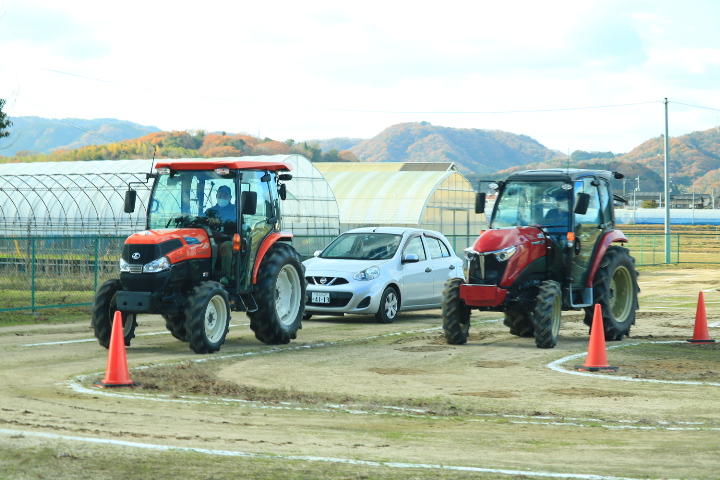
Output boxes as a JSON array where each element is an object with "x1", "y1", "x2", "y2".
[{"x1": 302, "y1": 257, "x2": 392, "y2": 275}]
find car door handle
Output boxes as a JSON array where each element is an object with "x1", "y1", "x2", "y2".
[
  {"x1": 449, "y1": 265, "x2": 455, "y2": 270},
  {"x1": 425, "y1": 267, "x2": 432, "y2": 273}
]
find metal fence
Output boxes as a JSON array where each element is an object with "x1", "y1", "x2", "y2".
[{"x1": 1, "y1": 232, "x2": 719, "y2": 315}]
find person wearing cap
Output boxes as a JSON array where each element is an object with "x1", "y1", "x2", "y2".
[{"x1": 205, "y1": 185, "x2": 237, "y2": 285}]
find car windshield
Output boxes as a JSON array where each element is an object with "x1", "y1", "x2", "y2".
[
  {"x1": 321, "y1": 233, "x2": 402, "y2": 260},
  {"x1": 491, "y1": 181, "x2": 571, "y2": 229}
]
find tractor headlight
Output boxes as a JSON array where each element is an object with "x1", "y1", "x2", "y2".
[
  {"x1": 463, "y1": 248, "x2": 479, "y2": 279},
  {"x1": 119, "y1": 258, "x2": 131, "y2": 272},
  {"x1": 354, "y1": 266, "x2": 380, "y2": 281},
  {"x1": 493, "y1": 246, "x2": 517, "y2": 262},
  {"x1": 143, "y1": 256, "x2": 171, "y2": 273}
]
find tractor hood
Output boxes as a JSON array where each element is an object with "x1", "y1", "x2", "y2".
[
  {"x1": 123, "y1": 229, "x2": 211, "y2": 265},
  {"x1": 471, "y1": 226, "x2": 546, "y2": 253}
]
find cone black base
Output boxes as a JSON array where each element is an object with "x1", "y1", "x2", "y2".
[
  {"x1": 95, "y1": 382, "x2": 138, "y2": 388},
  {"x1": 574, "y1": 365, "x2": 619, "y2": 372},
  {"x1": 687, "y1": 339, "x2": 716, "y2": 344}
]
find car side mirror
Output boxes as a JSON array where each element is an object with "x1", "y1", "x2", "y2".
[
  {"x1": 402, "y1": 253, "x2": 420, "y2": 263},
  {"x1": 124, "y1": 189, "x2": 137, "y2": 213},
  {"x1": 279, "y1": 183, "x2": 287, "y2": 201},
  {"x1": 313, "y1": 250, "x2": 322, "y2": 257},
  {"x1": 575, "y1": 192, "x2": 590, "y2": 215},
  {"x1": 241, "y1": 191, "x2": 258, "y2": 215},
  {"x1": 475, "y1": 192, "x2": 486, "y2": 214}
]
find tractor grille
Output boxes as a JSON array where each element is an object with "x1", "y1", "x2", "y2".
[
  {"x1": 305, "y1": 276, "x2": 349, "y2": 286},
  {"x1": 468, "y1": 254, "x2": 507, "y2": 285}
]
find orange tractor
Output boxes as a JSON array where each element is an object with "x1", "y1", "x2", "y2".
[{"x1": 92, "y1": 158, "x2": 306, "y2": 353}]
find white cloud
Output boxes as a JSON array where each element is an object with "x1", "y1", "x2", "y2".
[{"x1": 1, "y1": 0, "x2": 719, "y2": 153}]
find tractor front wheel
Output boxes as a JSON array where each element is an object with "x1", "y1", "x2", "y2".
[
  {"x1": 532, "y1": 280, "x2": 562, "y2": 349},
  {"x1": 184, "y1": 282, "x2": 230, "y2": 354},
  {"x1": 249, "y1": 243, "x2": 305, "y2": 344},
  {"x1": 91, "y1": 279, "x2": 137, "y2": 348},
  {"x1": 584, "y1": 246, "x2": 639, "y2": 341},
  {"x1": 442, "y1": 278, "x2": 471, "y2": 345}
]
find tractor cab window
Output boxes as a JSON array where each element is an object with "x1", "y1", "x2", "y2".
[
  {"x1": 240, "y1": 171, "x2": 274, "y2": 229},
  {"x1": 598, "y1": 178, "x2": 613, "y2": 226},
  {"x1": 491, "y1": 181, "x2": 571, "y2": 230},
  {"x1": 148, "y1": 170, "x2": 236, "y2": 230}
]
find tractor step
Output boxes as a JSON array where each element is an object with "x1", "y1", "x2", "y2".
[{"x1": 568, "y1": 287, "x2": 593, "y2": 308}]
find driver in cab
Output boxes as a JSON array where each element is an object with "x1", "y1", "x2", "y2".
[{"x1": 205, "y1": 185, "x2": 237, "y2": 285}]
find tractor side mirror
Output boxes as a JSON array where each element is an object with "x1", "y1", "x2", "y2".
[
  {"x1": 278, "y1": 173, "x2": 293, "y2": 181},
  {"x1": 124, "y1": 189, "x2": 137, "y2": 213},
  {"x1": 241, "y1": 191, "x2": 258, "y2": 216},
  {"x1": 279, "y1": 183, "x2": 287, "y2": 201},
  {"x1": 475, "y1": 192, "x2": 486, "y2": 214},
  {"x1": 574, "y1": 193, "x2": 590, "y2": 215},
  {"x1": 402, "y1": 253, "x2": 420, "y2": 264}
]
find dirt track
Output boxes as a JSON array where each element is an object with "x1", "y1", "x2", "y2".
[{"x1": 1, "y1": 267, "x2": 720, "y2": 479}]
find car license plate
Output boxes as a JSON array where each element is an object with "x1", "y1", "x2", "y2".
[{"x1": 311, "y1": 292, "x2": 330, "y2": 304}]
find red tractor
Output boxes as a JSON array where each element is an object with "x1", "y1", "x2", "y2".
[
  {"x1": 92, "y1": 158, "x2": 306, "y2": 354},
  {"x1": 442, "y1": 169, "x2": 639, "y2": 348}
]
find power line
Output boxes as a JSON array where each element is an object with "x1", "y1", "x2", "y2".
[
  {"x1": 672, "y1": 101, "x2": 720, "y2": 113},
  {"x1": 335, "y1": 101, "x2": 660, "y2": 115}
]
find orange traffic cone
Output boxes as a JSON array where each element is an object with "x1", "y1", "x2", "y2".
[
  {"x1": 688, "y1": 291, "x2": 715, "y2": 344},
  {"x1": 96, "y1": 311, "x2": 136, "y2": 387},
  {"x1": 575, "y1": 304, "x2": 618, "y2": 372}
]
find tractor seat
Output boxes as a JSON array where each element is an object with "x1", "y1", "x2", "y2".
[{"x1": 543, "y1": 208, "x2": 567, "y2": 225}]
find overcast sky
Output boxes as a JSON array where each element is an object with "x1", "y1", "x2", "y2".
[{"x1": 1, "y1": 0, "x2": 719, "y2": 153}]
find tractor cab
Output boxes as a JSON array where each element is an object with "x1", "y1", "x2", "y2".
[
  {"x1": 93, "y1": 158, "x2": 305, "y2": 354},
  {"x1": 444, "y1": 168, "x2": 638, "y2": 349}
]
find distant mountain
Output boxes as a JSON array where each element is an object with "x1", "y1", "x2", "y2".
[
  {"x1": 348, "y1": 122, "x2": 562, "y2": 175},
  {"x1": 494, "y1": 126, "x2": 720, "y2": 194},
  {"x1": 308, "y1": 137, "x2": 363, "y2": 153},
  {"x1": 0, "y1": 117, "x2": 160, "y2": 156}
]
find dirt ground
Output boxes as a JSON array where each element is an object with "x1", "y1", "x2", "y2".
[{"x1": 1, "y1": 266, "x2": 720, "y2": 479}]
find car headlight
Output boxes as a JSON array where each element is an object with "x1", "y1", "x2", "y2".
[
  {"x1": 494, "y1": 246, "x2": 517, "y2": 262},
  {"x1": 353, "y1": 266, "x2": 380, "y2": 281},
  {"x1": 119, "y1": 258, "x2": 131, "y2": 272},
  {"x1": 142, "y1": 256, "x2": 171, "y2": 273}
]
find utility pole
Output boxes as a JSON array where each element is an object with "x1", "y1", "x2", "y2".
[{"x1": 663, "y1": 98, "x2": 671, "y2": 263}]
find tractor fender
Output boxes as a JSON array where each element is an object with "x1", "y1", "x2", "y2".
[
  {"x1": 585, "y1": 230, "x2": 628, "y2": 287},
  {"x1": 252, "y1": 232, "x2": 294, "y2": 284}
]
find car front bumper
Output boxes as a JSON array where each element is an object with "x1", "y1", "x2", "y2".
[{"x1": 305, "y1": 278, "x2": 388, "y2": 315}]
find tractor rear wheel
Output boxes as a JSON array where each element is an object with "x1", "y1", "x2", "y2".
[
  {"x1": 249, "y1": 243, "x2": 305, "y2": 344},
  {"x1": 92, "y1": 279, "x2": 137, "y2": 348},
  {"x1": 442, "y1": 278, "x2": 471, "y2": 345},
  {"x1": 504, "y1": 305, "x2": 534, "y2": 338},
  {"x1": 584, "y1": 246, "x2": 639, "y2": 341},
  {"x1": 532, "y1": 280, "x2": 562, "y2": 349},
  {"x1": 162, "y1": 313, "x2": 188, "y2": 341},
  {"x1": 184, "y1": 282, "x2": 230, "y2": 354}
]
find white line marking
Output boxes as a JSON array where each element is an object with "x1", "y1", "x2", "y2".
[
  {"x1": 22, "y1": 323, "x2": 250, "y2": 347},
  {"x1": 547, "y1": 340, "x2": 720, "y2": 387},
  {"x1": 0, "y1": 428, "x2": 663, "y2": 480}
]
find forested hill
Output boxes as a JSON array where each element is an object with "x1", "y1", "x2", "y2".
[
  {"x1": 348, "y1": 122, "x2": 562, "y2": 175},
  {"x1": 0, "y1": 130, "x2": 359, "y2": 164},
  {"x1": 0, "y1": 117, "x2": 160, "y2": 156},
  {"x1": 495, "y1": 125, "x2": 720, "y2": 194}
]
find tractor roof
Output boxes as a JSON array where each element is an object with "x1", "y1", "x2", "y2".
[
  {"x1": 154, "y1": 158, "x2": 291, "y2": 172},
  {"x1": 505, "y1": 168, "x2": 615, "y2": 183}
]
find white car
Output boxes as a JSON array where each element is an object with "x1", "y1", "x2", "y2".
[{"x1": 302, "y1": 227, "x2": 464, "y2": 323}]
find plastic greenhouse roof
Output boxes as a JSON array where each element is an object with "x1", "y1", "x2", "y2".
[{"x1": 317, "y1": 168, "x2": 456, "y2": 224}]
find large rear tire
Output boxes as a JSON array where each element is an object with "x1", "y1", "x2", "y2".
[
  {"x1": 184, "y1": 282, "x2": 230, "y2": 354},
  {"x1": 249, "y1": 243, "x2": 305, "y2": 344},
  {"x1": 504, "y1": 304, "x2": 534, "y2": 338},
  {"x1": 442, "y1": 278, "x2": 471, "y2": 345},
  {"x1": 91, "y1": 279, "x2": 137, "y2": 348},
  {"x1": 162, "y1": 313, "x2": 188, "y2": 342},
  {"x1": 584, "y1": 246, "x2": 639, "y2": 341},
  {"x1": 532, "y1": 280, "x2": 562, "y2": 349}
]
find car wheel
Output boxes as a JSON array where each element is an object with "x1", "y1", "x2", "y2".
[{"x1": 375, "y1": 287, "x2": 399, "y2": 324}]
